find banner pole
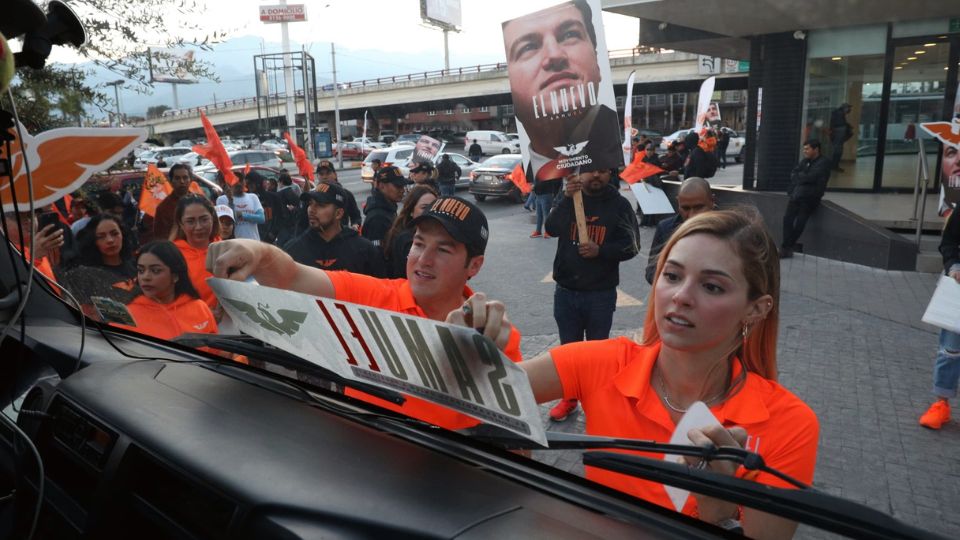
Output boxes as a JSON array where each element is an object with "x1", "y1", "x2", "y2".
[{"x1": 572, "y1": 167, "x2": 589, "y2": 244}]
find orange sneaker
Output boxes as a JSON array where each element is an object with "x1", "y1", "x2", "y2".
[
  {"x1": 919, "y1": 400, "x2": 950, "y2": 429},
  {"x1": 530, "y1": 231, "x2": 542, "y2": 238},
  {"x1": 543, "y1": 232, "x2": 553, "y2": 239},
  {"x1": 549, "y1": 398, "x2": 578, "y2": 421}
]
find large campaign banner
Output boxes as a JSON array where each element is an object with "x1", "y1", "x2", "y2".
[
  {"x1": 209, "y1": 279, "x2": 546, "y2": 446},
  {"x1": 920, "y1": 82, "x2": 960, "y2": 216},
  {"x1": 502, "y1": 0, "x2": 622, "y2": 181}
]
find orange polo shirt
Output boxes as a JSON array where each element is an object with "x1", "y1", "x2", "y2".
[
  {"x1": 328, "y1": 271, "x2": 523, "y2": 430},
  {"x1": 174, "y1": 239, "x2": 217, "y2": 308},
  {"x1": 551, "y1": 337, "x2": 818, "y2": 515},
  {"x1": 117, "y1": 293, "x2": 218, "y2": 341}
]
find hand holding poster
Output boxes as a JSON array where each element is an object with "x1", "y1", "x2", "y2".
[
  {"x1": 502, "y1": 0, "x2": 623, "y2": 182},
  {"x1": 209, "y1": 278, "x2": 547, "y2": 446}
]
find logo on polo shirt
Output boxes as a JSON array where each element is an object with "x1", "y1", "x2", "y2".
[
  {"x1": 193, "y1": 320, "x2": 209, "y2": 330},
  {"x1": 316, "y1": 258, "x2": 337, "y2": 268}
]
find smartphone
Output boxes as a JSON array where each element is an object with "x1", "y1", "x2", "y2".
[{"x1": 37, "y1": 211, "x2": 60, "y2": 232}]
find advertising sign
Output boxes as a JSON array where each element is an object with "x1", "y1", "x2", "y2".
[
  {"x1": 148, "y1": 47, "x2": 199, "y2": 84},
  {"x1": 259, "y1": 4, "x2": 307, "y2": 23},
  {"x1": 210, "y1": 279, "x2": 546, "y2": 446},
  {"x1": 420, "y1": 0, "x2": 461, "y2": 29},
  {"x1": 502, "y1": 0, "x2": 622, "y2": 181}
]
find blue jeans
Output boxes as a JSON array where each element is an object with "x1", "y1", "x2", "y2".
[
  {"x1": 933, "y1": 329, "x2": 960, "y2": 398},
  {"x1": 553, "y1": 285, "x2": 617, "y2": 345},
  {"x1": 534, "y1": 193, "x2": 552, "y2": 234},
  {"x1": 439, "y1": 183, "x2": 456, "y2": 197}
]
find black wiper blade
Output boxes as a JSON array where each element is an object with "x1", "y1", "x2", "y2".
[
  {"x1": 584, "y1": 451, "x2": 946, "y2": 540},
  {"x1": 174, "y1": 333, "x2": 405, "y2": 405}
]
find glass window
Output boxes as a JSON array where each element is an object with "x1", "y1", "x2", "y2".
[
  {"x1": 880, "y1": 42, "x2": 951, "y2": 189},
  {"x1": 479, "y1": 106, "x2": 489, "y2": 112},
  {"x1": 802, "y1": 54, "x2": 885, "y2": 189}
]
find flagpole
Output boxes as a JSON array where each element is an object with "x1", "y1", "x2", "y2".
[{"x1": 571, "y1": 166, "x2": 589, "y2": 245}]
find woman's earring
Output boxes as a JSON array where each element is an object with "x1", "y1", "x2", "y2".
[{"x1": 742, "y1": 322, "x2": 750, "y2": 340}]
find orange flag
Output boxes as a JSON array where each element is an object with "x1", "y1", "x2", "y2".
[
  {"x1": 192, "y1": 111, "x2": 238, "y2": 186},
  {"x1": 242, "y1": 163, "x2": 251, "y2": 178},
  {"x1": 283, "y1": 132, "x2": 315, "y2": 181},
  {"x1": 620, "y1": 153, "x2": 665, "y2": 184},
  {"x1": 505, "y1": 164, "x2": 532, "y2": 194},
  {"x1": 139, "y1": 164, "x2": 172, "y2": 217},
  {"x1": 188, "y1": 181, "x2": 205, "y2": 196}
]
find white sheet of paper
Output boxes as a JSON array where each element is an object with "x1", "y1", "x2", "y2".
[
  {"x1": 630, "y1": 183, "x2": 675, "y2": 215},
  {"x1": 663, "y1": 401, "x2": 723, "y2": 512},
  {"x1": 922, "y1": 275, "x2": 960, "y2": 333}
]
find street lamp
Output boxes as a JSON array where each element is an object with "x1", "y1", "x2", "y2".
[{"x1": 105, "y1": 79, "x2": 124, "y2": 126}]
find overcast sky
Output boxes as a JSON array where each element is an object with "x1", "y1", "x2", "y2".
[{"x1": 51, "y1": 0, "x2": 640, "y2": 66}]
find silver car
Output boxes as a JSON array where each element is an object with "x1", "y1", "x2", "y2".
[{"x1": 397, "y1": 153, "x2": 481, "y2": 189}]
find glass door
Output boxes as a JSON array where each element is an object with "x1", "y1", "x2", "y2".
[{"x1": 879, "y1": 37, "x2": 955, "y2": 189}]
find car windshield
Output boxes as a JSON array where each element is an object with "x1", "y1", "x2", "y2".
[{"x1": 6, "y1": 4, "x2": 958, "y2": 538}]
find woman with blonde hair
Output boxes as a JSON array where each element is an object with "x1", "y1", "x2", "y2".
[{"x1": 460, "y1": 207, "x2": 818, "y2": 539}]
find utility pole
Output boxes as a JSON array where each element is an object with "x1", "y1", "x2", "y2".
[
  {"x1": 106, "y1": 80, "x2": 124, "y2": 126},
  {"x1": 332, "y1": 42, "x2": 342, "y2": 169},
  {"x1": 302, "y1": 45, "x2": 314, "y2": 160},
  {"x1": 280, "y1": 0, "x2": 296, "y2": 138},
  {"x1": 443, "y1": 29, "x2": 450, "y2": 71}
]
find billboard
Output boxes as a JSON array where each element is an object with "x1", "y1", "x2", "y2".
[
  {"x1": 502, "y1": 0, "x2": 622, "y2": 181},
  {"x1": 259, "y1": 4, "x2": 307, "y2": 23},
  {"x1": 420, "y1": 0, "x2": 461, "y2": 29},
  {"x1": 148, "y1": 48, "x2": 198, "y2": 84}
]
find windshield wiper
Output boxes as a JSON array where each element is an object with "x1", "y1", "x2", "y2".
[
  {"x1": 472, "y1": 431, "x2": 944, "y2": 540},
  {"x1": 584, "y1": 452, "x2": 943, "y2": 540},
  {"x1": 174, "y1": 333, "x2": 405, "y2": 405}
]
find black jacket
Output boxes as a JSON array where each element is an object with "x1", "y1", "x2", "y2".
[
  {"x1": 645, "y1": 213, "x2": 683, "y2": 284},
  {"x1": 684, "y1": 147, "x2": 718, "y2": 179},
  {"x1": 544, "y1": 183, "x2": 640, "y2": 291},
  {"x1": 256, "y1": 189, "x2": 283, "y2": 243},
  {"x1": 283, "y1": 227, "x2": 385, "y2": 277},
  {"x1": 361, "y1": 190, "x2": 398, "y2": 247},
  {"x1": 437, "y1": 159, "x2": 461, "y2": 185},
  {"x1": 940, "y1": 210, "x2": 960, "y2": 274},
  {"x1": 787, "y1": 155, "x2": 831, "y2": 202},
  {"x1": 385, "y1": 227, "x2": 413, "y2": 279}
]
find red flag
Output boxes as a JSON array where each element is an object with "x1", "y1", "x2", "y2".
[
  {"x1": 192, "y1": 111, "x2": 238, "y2": 186},
  {"x1": 139, "y1": 164, "x2": 172, "y2": 217},
  {"x1": 283, "y1": 132, "x2": 315, "y2": 182},
  {"x1": 505, "y1": 164, "x2": 532, "y2": 194},
  {"x1": 620, "y1": 154, "x2": 665, "y2": 184},
  {"x1": 242, "y1": 163, "x2": 251, "y2": 178}
]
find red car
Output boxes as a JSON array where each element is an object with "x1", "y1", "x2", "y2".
[{"x1": 334, "y1": 142, "x2": 371, "y2": 160}]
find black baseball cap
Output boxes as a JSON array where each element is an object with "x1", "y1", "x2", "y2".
[
  {"x1": 301, "y1": 182, "x2": 345, "y2": 207},
  {"x1": 375, "y1": 166, "x2": 411, "y2": 186},
  {"x1": 409, "y1": 161, "x2": 435, "y2": 174},
  {"x1": 411, "y1": 196, "x2": 488, "y2": 256}
]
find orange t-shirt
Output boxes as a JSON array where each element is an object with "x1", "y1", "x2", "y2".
[
  {"x1": 117, "y1": 293, "x2": 218, "y2": 341},
  {"x1": 551, "y1": 337, "x2": 818, "y2": 514},
  {"x1": 328, "y1": 271, "x2": 523, "y2": 430},
  {"x1": 174, "y1": 239, "x2": 217, "y2": 308}
]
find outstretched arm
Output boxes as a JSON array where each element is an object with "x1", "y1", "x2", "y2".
[{"x1": 206, "y1": 239, "x2": 334, "y2": 298}]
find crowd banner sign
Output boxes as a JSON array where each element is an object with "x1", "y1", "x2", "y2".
[{"x1": 210, "y1": 278, "x2": 547, "y2": 446}]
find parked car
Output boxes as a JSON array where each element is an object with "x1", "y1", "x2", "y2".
[
  {"x1": 464, "y1": 130, "x2": 521, "y2": 155},
  {"x1": 260, "y1": 139, "x2": 288, "y2": 151},
  {"x1": 659, "y1": 127, "x2": 745, "y2": 161},
  {"x1": 229, "y1": 150, "x2": 283, "y2": 169},
  {"x1": 195, "y1": 165, "x2": 310, "y2": 191},
  {"x1": 393, "y1": 133, "x2": 422, "y2": 146},
  {"x1": 85, "y1": 168, "x2": 224, "y2": 203},
  {"x1": 350, "y1": 136, "x2": 386, "y2": 149},
  {"x1": 334, "y1": 142, "x2": 372, "y2": 161},
  {"x1": 377, "y1": 130, "x2": 396, "y2": 144},
  {"x1": 175, "y1": 151, "x2": 209, "y2": 167},
  {"x1": 133, "y1": 147, "x2": 192, "y2": 169},
  {"x1": 172, "y1": 139, "x2": 194, "y2": 148},
  {"x1": 273, "y1": 150, "x2": 302, "y2": 175},
  {"x1": 361, "y1": 145, "x2": 415, "y2": 183},
  {"x1": 397, "y1": 152, "x2": 480, "y2": 189},
  {"x1": 468, "y1": 154, "x2": 526, "y2": 202}
]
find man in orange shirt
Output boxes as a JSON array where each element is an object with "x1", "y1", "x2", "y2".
[{"x1": 208, "y1": 196, "x2": 518, "y2": 429}]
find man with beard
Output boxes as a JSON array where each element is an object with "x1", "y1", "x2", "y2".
[
  {"x1": 153, "y1": 163, "x2": 192, "y2": 241},
  {"x1": 362, "y1": 166, "x2": 408, "y2": 247},
  {"x1": 316, "y1": 160, "x2": 362, "y2": 229},
  {"x1": 503, "y1": 0, "x2": 622, "y2": 182},
  {"x1": 283, "y1": 182, "x2": 384, "y2": 277},
  {"x1": 544, "y1": 166, "x2": 640, "y2": 421}
]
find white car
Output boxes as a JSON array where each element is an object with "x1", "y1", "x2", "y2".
[
  {"x1": 351, "y1": 137, "x2": 386, "y2": 149},
  {"x1": 194, "y1": 150, "x2": 283, "y2": 177},
  {"x1": 175, "y1": 151, "x2": 210, "y2": 167},
  {"x1": 397, "y1": 153, "x2": 480, "y2": 189},
  {"x1": 260, "y1": 139, "x2": 288, "y2": 151},
  {"x1": 659, "y1": 127, "x2": 745, "y2": 161},
  {"x1": 361, "y1": 145, "x2": 415, "y2": 183},
  {"x1": 133, "y1": 147, "x2": 192, "y2": 169}
]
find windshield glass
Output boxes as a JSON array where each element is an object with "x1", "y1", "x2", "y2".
[{"x1": 7, "y1": 3, "x2": 957, "y2": 538}]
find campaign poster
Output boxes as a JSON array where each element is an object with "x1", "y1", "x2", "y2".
[
  {"x1": 412, "y1": 134, "x2": 444, "y2": 164},
  {"x1": 502, "y1": 0, "x2": 622, "y2": 181},
  {"x1": 919, "y1": 82, "x2": 960, "y2": 216}
]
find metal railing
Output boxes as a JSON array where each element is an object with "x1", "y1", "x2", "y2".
[
  {"x1": 912, "y1": 138, "x2": 932, "y2": 249},
  {"x1": 151, "y1": 48, "x2": 679, "y2": 122}
]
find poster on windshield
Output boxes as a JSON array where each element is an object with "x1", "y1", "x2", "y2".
[
  {"x1": 502, "y1": 0, "x2": 622, "y2": 182},
  {"x1": 210, "y1": 279, "x2": 547, "y2": 446}
]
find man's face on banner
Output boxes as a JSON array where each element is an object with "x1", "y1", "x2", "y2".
[
  {"x1": 503, "y1": 3, "x2": 601, "y2": 125},
  {"x1": 943, "y1": 145, "x2": 960, "y2": 189},
  {"x1": 414, "y1": 135, "x2": 442, "y2": 163}
]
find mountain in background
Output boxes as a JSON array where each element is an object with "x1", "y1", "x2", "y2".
[{"x1": 79, "y1": 35, "x2": 504, "y2": 118}]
